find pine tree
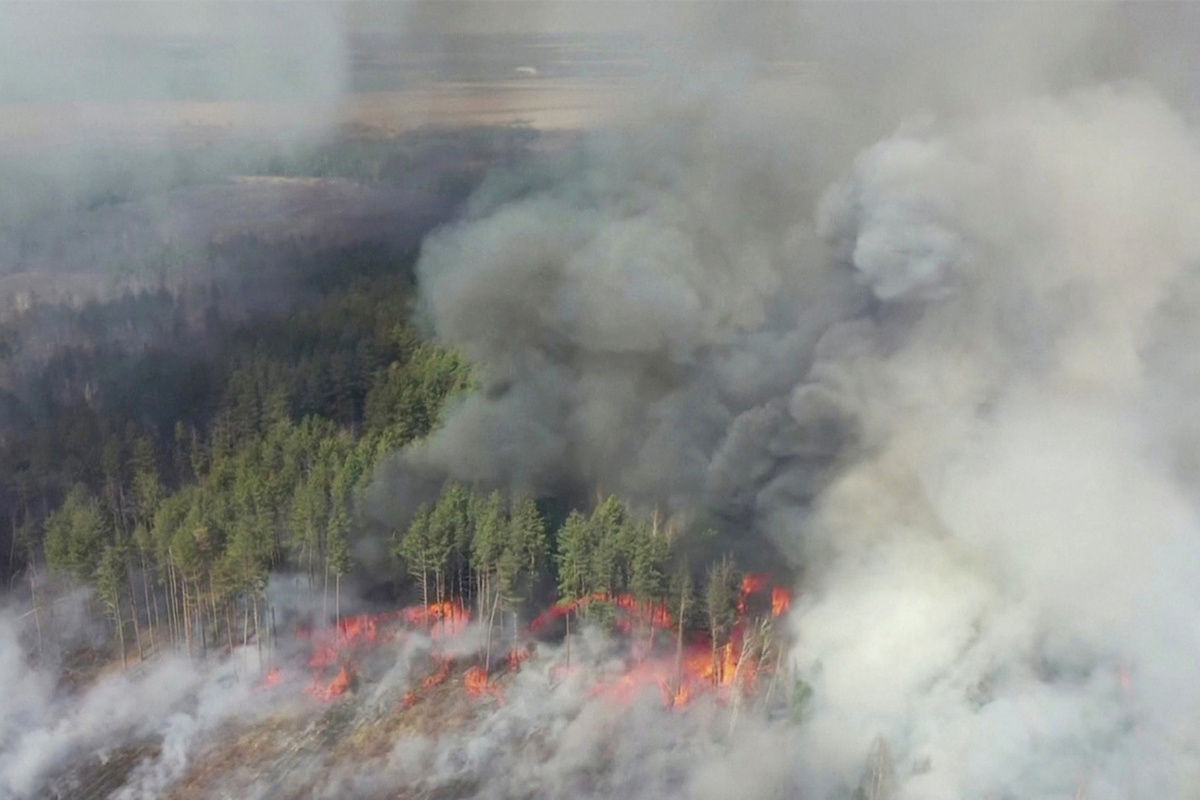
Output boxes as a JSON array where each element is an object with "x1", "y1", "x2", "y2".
[
  {"x1": 131, "y1": 453, "x2": 163, "y2": 532},
  {"x1": 44, "y1": 485, "x2": 108, "y2": 582},
  {"x1": 588, "y1": 496, "x2": 627, "y2": 598},
  {"x1": 397, "y1": 504, "x2": 434, "y2": 610},
  {"x1": 629, "y1": 518, "x2": 669, "y2": 608},
  {"x1": 669, "y1": 566, "x2": 695, "y2": 703},
  {"x1": 96, "y1": 541, "x2": 128, "y2": 668},
  {"x1": 470, "y1": 491, "x2": 506, "y2": 619},
  {"x1": 427, "y1": 482, "x2": 471, "y2": 606},
  {"x1": 288, "y1": 471, "x2": 328, "y2": 582},
  {"x1": 554, "y1": 510, "x2": 592, "y2": 602},
  {"x1": 497, "y1": 494, "x2": 548, "y2": 619},
  {"x1": 327, "y1": 505, "x2": 353, "y2": 634}
]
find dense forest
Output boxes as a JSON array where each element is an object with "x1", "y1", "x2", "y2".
[
  {"x1": 0, "y1": 131, "x2": 763, "y2": 673},
  {"x1": 2, "y1": 246, "x2": 474, "y2": 659}
]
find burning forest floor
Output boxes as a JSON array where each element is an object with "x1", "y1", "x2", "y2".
[
  {"x1": 43, "y1": 577, "x2": 800, "y2": 800},
  {"x1": 168, "y1": 658, "x2": 489, "y2": 800}
]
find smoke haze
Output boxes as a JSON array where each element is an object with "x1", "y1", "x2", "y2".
[
  {"x1": 391, "y1": 3, "x2": 1200, "y2": 798},
  {"x1": 12, "y1": 2, "x2": 1200, "y2": 799}
]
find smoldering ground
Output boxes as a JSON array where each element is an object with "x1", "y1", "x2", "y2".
[
  {"x1": 0, "y1": 594, "x2": 276, "y2": 799},
  {"x1": 0, "y1": 576, "x2": 463, "y2": 800}
]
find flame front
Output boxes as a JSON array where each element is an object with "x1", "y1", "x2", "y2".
[{"x1": 268, "y1": 577, "x2": 792, "y2": 713}]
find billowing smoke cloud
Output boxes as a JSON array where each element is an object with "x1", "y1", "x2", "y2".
[
  {"x1": 404, "y1": 78, "x2": 863, "y2": 510},
  {"x1": 787, "y1": 85, "x2": 1200, "y2": 798},
  {"x1": 14, "y1": 3, "x2": 1200, "y2": 798},
  {"x1": 396, "y1": 7, "x2": 1200, "y2": 798}
]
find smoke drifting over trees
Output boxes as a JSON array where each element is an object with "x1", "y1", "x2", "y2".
[
  {"x1": 391, "y1": 4, "x2": 1200, "y2": 798},
  {"x1": 9, "y1": 2, "x2": 1200, "y2": 800}
]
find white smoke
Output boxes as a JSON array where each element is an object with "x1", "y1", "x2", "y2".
[
  {"x1": 12, "y1": 3, "x2": 1200, "y2": 798},
  {"x1": 0, "y1": 595, "x2": 291, "y2": 799},
  {"x1": 255, "y1": 632, "x2": 806, "y2": 800},
  {"x1": 398, "y1": 15, "x2": 1200, "y2": 799},
  {"x1": 784, "y1": 85, "x2": 1200, "y2": 798}
]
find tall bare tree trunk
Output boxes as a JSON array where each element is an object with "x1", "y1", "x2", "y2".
[
  {"x1": 253, "y1": 591, "x2": 262, "y2": 664},
  {"x1": 226, "y1": 602, "x2": 235, "y2": 655},
  {"x1": 114, "y1": 601, "x2": 127, "y2": 670},
  {"x1": 167, "y1": 560, "x2": 180, "y2": 649},
  {"x1": 141, "y1": 551, "x2": 157, "y2": 652},
  {"x1": 28, "y1": 566, "x2": 43, "y2": 661},
  {"x1": 484, "y1": 590, "x2": 501, "y2": 673},
  {"x1": 711, "y1": 629, "x2": 719, "y2": 687},
  {"x1": 420, "y1": 567, "x2": 429, "y2": 624},
  {"x1": 674, "y1": 582, "x2": 689, "y2": 706},
  {"x1": 165, "y1": 563, "x2": 175, "y2": 647},
  {"x1": 130, "y1": 597, "x2": 143, "y2": 661},
  {"x1": 436, "y1": 570, "x2": 446, "y2": 637},
  {"x1": 208, "y1": 573, "x2": 220, "y2": 646},
  {"x1": 728, "y1": 634, "x2": 755, "y2": 737},
  {"x1": 182, "y1": 577, "x2": 192, "y2": 656}
]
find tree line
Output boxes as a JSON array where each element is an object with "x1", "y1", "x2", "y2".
[
  {"x1": 395, "y1": 482, "x2": 757, "y2": 680},
  {"x1": 5, "y1": 243, "x2": 759, "y2": 673},
  {"x1": 11, "y1": 259, "x2": 471, "y2": 664}
]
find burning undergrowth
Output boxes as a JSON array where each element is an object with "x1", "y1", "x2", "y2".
[
  {"x1": 9, "y1": 568, "x2": 795, "y2": 800},
  {"x1": 15, "y1": 6, "x2": 1200, "y2": 799},
  {"x1": 178, "y1": 575, "x2": 801, "y2": 800},
  {"x1": 284, "y1": 572, "x2": 791, "y2": 711},
  {"x1": 392, "y1": 37, "x2": 1200, "y2": 798}
]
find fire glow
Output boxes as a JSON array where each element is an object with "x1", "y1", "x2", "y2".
[
  {"x1": 271, "y1": 575, "x2": 792, "y2": 710},
  {"x1": 582, "y1": 575, "x2": 792, "y2": 709}
]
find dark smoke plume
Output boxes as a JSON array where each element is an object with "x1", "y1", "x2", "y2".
[{"x1": 382, "y1": 4, "x2": 1200, "y2": 797}]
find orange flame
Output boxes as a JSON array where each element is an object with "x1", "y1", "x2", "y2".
[
  {"x1": 771, "y1": 586, "x2": 792, "y2": 617},
  {"x1": 288, "y1": 576, "x2": 789, "y2": 711},
  {"x1": 423, "y1": 657, "x2": 453, "y2": 691},
  {"x1": 337, "y1": 614, "x2": 379, "y2": 646},
  {"x1": 464, "y1": 665, "x2": 489, "y2": 696},
  {"x1": 257, "y1": 667, "x2": 283, "y2": 692},
  {"x1": 401, "y1": 600, "x2": 471, "y2": 638},
  {"x1": 296, "y1": 601, "x2": 474, "y2": 703},
  {"x1": 527, "y1": 593, "x2": 675, "y2": 637},
  {"x1": 506, "y1": 647, "x2": 532, "y2": 671},
  {"x1": 308, "y1": 665, "x2": 352, "y2": 700},
  {"x1": 741, "y1": 573, "x2": 770, "y2": 596}
]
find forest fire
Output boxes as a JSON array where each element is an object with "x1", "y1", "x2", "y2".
[
  {"x1": 772, "y1": 586, "x2": 792, "y2": 617},
  {"x1": 526, "y1": 592, "x2": 677, "y2": 638},
  {"x1": 287, "y1": 600, "x2": 471, "y2": 701},
  {"x1": 401, "y1": 600, "x2": 472, "y2": 639},
  {"x1": 309, "y1": 665, "x2": 353, "y2": 700},
  {"x1": 464, "y1": 665, "x2": 507, "y2": 701},
  {"x1": 276, "y1": 576, "x2": 792, "y2": 712},
  {"x1": 542, "y1": 573, "x2": 791, "y2": 709}
]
